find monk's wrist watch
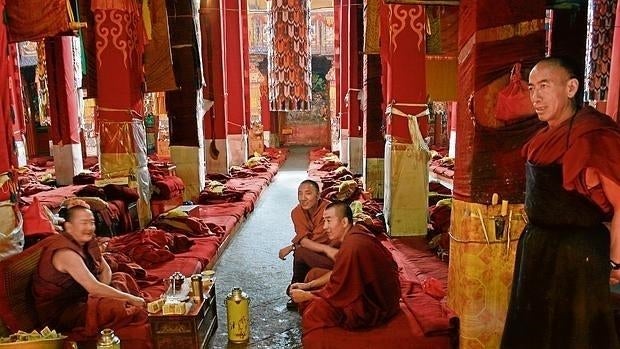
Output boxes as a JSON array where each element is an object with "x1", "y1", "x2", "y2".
[{"x1": 610, "y1": 260, "x2": 620, "y2": 270}]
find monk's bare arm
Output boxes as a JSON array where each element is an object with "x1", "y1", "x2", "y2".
[
  {"x1": 290, "y1": 289, "x2": 317, "y2": 303},
  {"x1": 591, "y1": 171, "x2": 620, "y2": 283},
  {"x1": 299, "y1": 238, "x2": 338, "y2": 260},
  {"x1": 52, "y1": 249, "x2": 145, "y2": 307},
  {"x1": 98, "y1": 257, "x2": 112, "y2": 285},
  {"x1": 291, "y1": 271, "x2": 332, "y2": 291}
]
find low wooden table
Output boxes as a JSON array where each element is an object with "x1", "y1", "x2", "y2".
[{"x1": 149, "y1": 282, "x2": 218, "y2": 349}]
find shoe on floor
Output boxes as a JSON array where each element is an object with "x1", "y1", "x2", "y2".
[{"x1": 286, "y1": 299, "x2": 298, "y2": 310}]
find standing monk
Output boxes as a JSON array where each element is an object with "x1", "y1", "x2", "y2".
[
  {"x1": 502, "y1": 56, "x2": 620, "y2": 348},
  {"x1": 279, "y1": 180, "x2": 336, "y2": 309},
  {"x1": 290, "y1": 201, "x2": 400, "y2": 335}
]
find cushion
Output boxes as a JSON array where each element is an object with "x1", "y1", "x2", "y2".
[
  {"x1": 22, "y1": 197, "x2": 57, "y2": 238},
  {"x1": 0, "y1": 239, "x2": 50, "y2": 332}
]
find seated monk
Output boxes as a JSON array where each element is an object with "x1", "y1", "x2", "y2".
[
  {"x1": 279, "y1": 180, "x2": 337, "y2": 309},
  {"x1": 290, "y1": 201, "x2": 401, "y2": 335},
  {"x1": 32, "y1": 198, "x2": 148, "y2": 337}
]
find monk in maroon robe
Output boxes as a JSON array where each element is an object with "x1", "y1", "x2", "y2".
[
  {"x1": 290, "y1": 202, "x2": 400, "y2": 335},
  {"x1": 502, "y1": 57, "x2": 620, "y2": 348},
  {"x1": 279, "y1": 180, "x2": 336, "y2": 308},
  {"x1": 32, "y1": 199, "x2": 149, "y2": 343}
]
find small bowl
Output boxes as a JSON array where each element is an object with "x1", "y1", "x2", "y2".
[{"x1": 0, "y1": 337, "x2": 67, "y2": 349}]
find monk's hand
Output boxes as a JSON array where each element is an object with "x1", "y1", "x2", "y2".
[
  {"x1": 279, "y1": 245, "x2": 294, "y2": 260},
  {"x1": 290, "y1": 289, "x2": 314, "y2": 303},
  {"x1": 128, "y1": 295, "x2": 146, "y2": 308},
  {"x1": 611, "y1": 269, "x2": 620, "y2": 285},
  {"x1": 290, "y1": 282, "x2": 309, "y2": 291}
]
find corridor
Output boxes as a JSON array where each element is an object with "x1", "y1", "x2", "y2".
[{"x1": 209, "y1": 146, "x2": 311, "y2": 348}]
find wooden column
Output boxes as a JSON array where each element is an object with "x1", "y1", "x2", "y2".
[
  {"x1": 380, "y1": 2, "x2": 429, "y2": 236},
  {"x1": 0, "y1": 2, "x2": 15, "y2": 172},
  {"x1": 448, "y1": 1, "x2": 546, "y2": 347},
  {"x1": 223, "y1": 0, "x2": 248, "y2": 166},
  {"x1": 348, "y1": 0, "x2": 363, "y2": 174},
  {"x1": 92, "y1": 0, "x2": 151, "y2": 226},
  {"x1": 339, "y1": 0, "x2": 350, "y2": 163},
  {"x1": 45, "y1": 37, "x2": 83, "y2": 185},
  {"x1": 166, "y1": 0, "x2": 206, "y2": 201},
  {"x1": 200, "y1": 0, "x2": 228, "y2": 173}
]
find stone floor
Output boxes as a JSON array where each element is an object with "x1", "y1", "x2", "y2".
[{"x1": 208, "y1": 146, "x2": 313, "y2": 348}]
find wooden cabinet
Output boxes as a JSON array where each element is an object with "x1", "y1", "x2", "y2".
[{"x1": 149, "y1": 283, "x2": 218, "y2": 349}]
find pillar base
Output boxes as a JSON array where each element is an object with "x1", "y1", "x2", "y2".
[
  {"x1": 263, "y1": 131, "x2": 271, "y2": 148},
  {"x1": 364, "y1": 157, "x2": 384, "y2": 199},
  {"x1": 15, "y1": 140, "x2": 27, "y2": 167},
  {"x1": 52, "y1": 143, "x2": 83, "y2": 186},
  {"x1": 205, "y1": 138, "x2": 228, "y2": 174},
  {"x1": 339, "y1": 128, "x2": 349, "y2": 165},
  {"x1": 170, "y1": 145, "x2": 206, "y2": 201},
  {"x1": 447, "y1": 199, "x2": 525, "y2": 348},
  {"x1": 349, "y1": 136, "x2": 363, "y2": 174},
  {"x1": 227, "y1": 134, "x2": 248, "y2": 167},
  {"x1": 383, "y1": 139, "x2": 429, "y2": 236}
]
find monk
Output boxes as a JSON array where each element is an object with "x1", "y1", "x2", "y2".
[
  {"x1": 501, "y1": 56, "x2": 620, "y2": 348},
  {"x1": 290, "y1": 201, "x2": 401, "y2": 335},
  {"x1": 279, "y1": 180, "x2": 337, "y2": 309},
  {"x1": 33, "y1": 199, "x2": 148, "y2": 336}
]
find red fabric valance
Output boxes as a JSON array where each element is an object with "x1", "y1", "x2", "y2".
[{"x1": 5, "y1": 0, "x2": 71, "y2": 43}]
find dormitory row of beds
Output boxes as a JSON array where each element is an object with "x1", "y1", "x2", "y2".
[{"x1": 0, "y1": 147, "x2": 458, "y2": 348}]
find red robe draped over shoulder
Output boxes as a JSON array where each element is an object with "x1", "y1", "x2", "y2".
[
  {"x1": 33, "y1": 234, "x2": 149, "y2": 342},
  {"x1": 291, "y1": 199, "x2": 331, "y2": 244},
  {"x1": 523, "y1": 106, "x2": 620, "y2": 214},
  {"x1": 301, "y1": 225, "x2": 401, "y2": 335}
]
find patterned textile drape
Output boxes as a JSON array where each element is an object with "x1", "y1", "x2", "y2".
[
  {"x1": 584, "y1": 0, "x2": 618, "y2": 102},
  {"x1": 268, "y1": 0, "x2": 312, "y2": 111},
  {"x1": 92, "y1": 0, "x2": 145, "y2": 174}
]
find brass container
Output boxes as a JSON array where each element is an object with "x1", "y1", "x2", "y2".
[
  {"x1": 96, "y1": 329, "x2": 120, "y2": 349},
  {"x1": 191, "y1": 274, "x2": 203, "y2": 301},
  {"x1": 225, "y1": 287, "x2": 250, "y2": 343}
]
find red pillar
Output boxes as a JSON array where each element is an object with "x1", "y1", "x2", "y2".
[
  {"x1": 380, "y1": 2, "x2": 428, "y2": 142},
  {"x1": 223, "y1": 0, "x2": 248, "y2": 165},
  {"x1": 607, "y1": 1, "x2": 620, "y2": 121},
  {"x1": 333, "y1": 0, "x2": 341, "y2": 152},
  {"x1": 448, "y1": 1, "x2": 546, "y2": 347},
  {"x1": 45, "y1": 37, "x2": 83, "y2": 185},
  {"x1": 92, "y1": 0, "x2": 151, "y2": 225},
  {"x1": 0, "y1": 0, "x2": 15, "y2": 172},
  {"x1": 7, "y1": 44, "x2": 26, "y2": 166},
  {"x1": 200, "y1": 0, "x2": 228, "y2": 173},
  {"x1": 240, "y1": 0, "x2": 251, "y2": 129},
  {"x1": 348, "y1": 0, "x2": 363, "y2": 173},
  {"x1": 259, "y1": 79, "x2": 271, "y2": 145},
  {"x1": 339, "y1": 0, "x2": 350, "y2": 163}
]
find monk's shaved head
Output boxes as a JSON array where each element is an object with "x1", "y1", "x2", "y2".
[
  {"x1": 325, "y1": 201, "x2": 353, "y2": 224},
  {"x1": 299, "y1": 179, "x2": 319, "y2": 193},
  {"x1": 533, "y1": 56, "x2": 583, "y2": 107}
]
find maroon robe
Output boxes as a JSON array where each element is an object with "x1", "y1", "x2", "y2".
[
  {"x1": 291, "y1": 199, "x2": 331, "y2": 245},
  {"x1": 32, "y1": 233, "x2": 148, "y2": 337},
  {"x1": 301, "y1": 225, "x2": 401, "y2": 335},
  {"x1": 523, "y1": 106, "x2": 620, "y2": 213}
]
